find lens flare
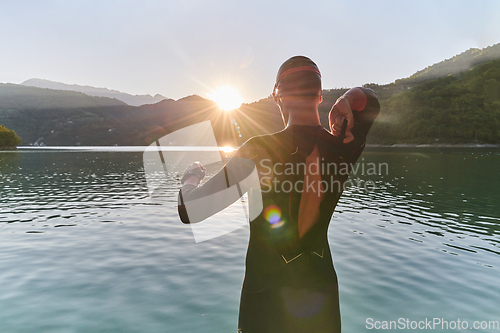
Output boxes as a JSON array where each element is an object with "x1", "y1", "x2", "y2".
[
  {"x1": 263, "y1": 205, "x2": 282, "y2": 225},
  {"x1": 231, "y1": 118, "x2": 242, "y2": 138}
]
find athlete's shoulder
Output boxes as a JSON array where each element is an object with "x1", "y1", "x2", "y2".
[
  {"x1": 235, "y1": 130, "x2": 287, "y2": 160},
  {"x1": 241, "y1": 129, "x2": 286, "y2": 149}
]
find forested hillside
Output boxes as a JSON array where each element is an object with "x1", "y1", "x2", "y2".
[
  {"x1": 368, "y1": 59, "x2": 500, "y2": 144},
  {"x1": 398, "y1": 43, "x2": 500, "y2": 85}
]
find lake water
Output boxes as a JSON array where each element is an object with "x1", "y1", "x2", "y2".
[{"x1": 1, "y1": 147, "x2": 499, "y2": 332}]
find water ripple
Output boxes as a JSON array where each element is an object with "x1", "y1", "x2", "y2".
[{"x1": 1, "y1": 149, "x2": 499, "y2": 332}]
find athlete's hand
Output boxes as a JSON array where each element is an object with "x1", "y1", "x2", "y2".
[
  {"x1": 329, "y1": 97, "x2": 354, "y2": 143},
  {"x1": 181, "y1": 161, "x2": 206, "y2": 186}
]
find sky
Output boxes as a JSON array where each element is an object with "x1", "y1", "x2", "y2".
[{"x1": 1, "y1": 0, "x2": 500, "y2": 103}]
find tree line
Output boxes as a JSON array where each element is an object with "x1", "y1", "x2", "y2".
[
  {"x1": 367, "y1": 59, "x2": 500, "y2": 144},
  {"x1": 0, "y1": 125, "x2": 21, "y2": 147}
]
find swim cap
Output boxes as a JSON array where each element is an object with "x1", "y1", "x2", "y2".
[
  {"x1": 276, "y1": 56, "x2": 321, "y2": 83},
  {"x1": 274, "y1": 56, "x2": 322, "y2": 96}
]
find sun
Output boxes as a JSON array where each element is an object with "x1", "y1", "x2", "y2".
[{"x1": 209, "y1": 87, "x2": 243, "y2": 111}]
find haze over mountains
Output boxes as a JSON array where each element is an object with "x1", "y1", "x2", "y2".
[
  {"x1": 22, "y1": 78, "x2": 167, "y2": 107},
  {"x1": 0, "y1": 83, "x2": 283, "y2": 147},
  {"x1": 397, "y1": 43, "x2": 500, "y2": 85},
  {"x1": 1, "y1": 43, "x2": 500, "y2": 146}
]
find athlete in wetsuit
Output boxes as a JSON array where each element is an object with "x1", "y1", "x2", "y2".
[{"x1": 179, "y1": 56, "x2": 380, "y2": 332}]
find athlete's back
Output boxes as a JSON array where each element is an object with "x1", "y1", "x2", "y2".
[{"x1": 178, "y1": 56, "x2": 380, "y2": 332}]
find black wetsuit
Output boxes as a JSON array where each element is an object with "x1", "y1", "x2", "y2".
[{"x1": 179, "y1": 88, "x2": 380, "y2": 333}]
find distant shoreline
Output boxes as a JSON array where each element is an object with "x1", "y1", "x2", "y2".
[
  {"x1": 5, "y1": 144, "x2": 499, "y2": 151},
  {"x1": 366, "y1": 143, "x2": 500, "y2": 148},
  {"x1": 0, "y1": 146, "x2": 17, "y2": 150}
]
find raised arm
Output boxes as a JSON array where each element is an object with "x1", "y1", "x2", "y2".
[{"x1": 329, "y1": 87, "x2": 380, "y2": 145}]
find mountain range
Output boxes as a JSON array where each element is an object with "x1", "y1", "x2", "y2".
[
  {"x1": 1, "y1": 42, "x2": 500, "y2": 146},
  {"x1": 22, "y1": 78, "x2": 166, "y2": 107},
  {"x1": 0, "y1": 83, "x2": 283, "y2": 147}
]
